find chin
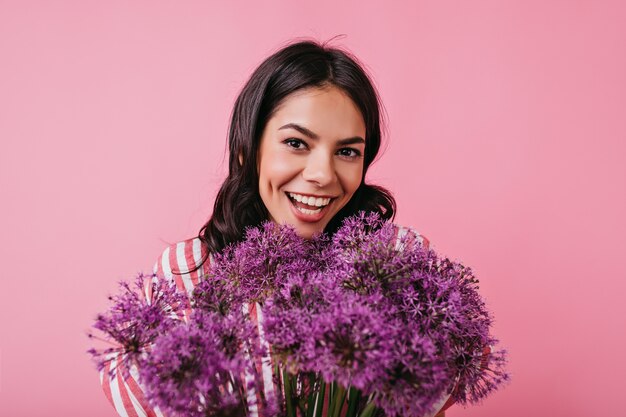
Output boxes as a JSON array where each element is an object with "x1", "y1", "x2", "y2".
[{"x1": 292, "y1": 223, "x2": 327, "y2": 240}]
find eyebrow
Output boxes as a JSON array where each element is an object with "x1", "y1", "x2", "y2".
[{"x1": 278, "y1": 123, "x2": 365, "y2": 146}]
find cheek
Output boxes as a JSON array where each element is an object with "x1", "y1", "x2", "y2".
[
  {"x1": 259, "y1": 152, "x2": 298, "y2": 190},
  {"x1": 339, "y1": 164, "x2": 364, "y2": 197}
]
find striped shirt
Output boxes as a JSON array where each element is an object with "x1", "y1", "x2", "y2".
[{"x1": 99, "y1": 224, "x2": 471, "y2": 417}]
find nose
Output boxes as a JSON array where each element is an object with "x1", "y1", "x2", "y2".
[{"x1": 302, "y1": 151, "x2": 336, "y2": 187}]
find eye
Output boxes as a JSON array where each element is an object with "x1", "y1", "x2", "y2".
[
  {"x1": 337, "y1": 148, "x2": 362, "y2": 159},
  {"x1": 283, "y1": 138, "x2": 307, "y2": 150}
]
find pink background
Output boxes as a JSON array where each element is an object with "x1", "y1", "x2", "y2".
[{"x1": 1, "y1": 1, "x2": 624, "y2": 416}]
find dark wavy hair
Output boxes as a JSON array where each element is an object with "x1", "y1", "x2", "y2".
[{"x1": 182, "y1": 38, "x2": 396, "y2": 274}]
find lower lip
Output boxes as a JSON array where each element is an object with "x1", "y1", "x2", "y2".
[{"x1": 287, "y1": 195, "x2": 333, "y2": 223}]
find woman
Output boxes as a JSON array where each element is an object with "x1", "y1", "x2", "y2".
[{"x1": 100, "y1": 39, "x2": 454, "y2": 417}]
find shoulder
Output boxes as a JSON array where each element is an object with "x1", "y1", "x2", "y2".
[
  {"x1": 391, "y1": 223, "x2": 430, "y2": 251},
  {"x1": 152, "y1": 237, "x2": 212, "y2": 296}
]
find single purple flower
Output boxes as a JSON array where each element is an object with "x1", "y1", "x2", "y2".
[
  {"x1": 374, "y1": 332, "x2": 451, "y2": 417},
  {"x1": 87, "y1": 272, "x2": 189, "y2": 380},
  {"x1": 306, "y1": 299, "x2": 398, "y2": 392},
  {"x1": 195, "y1": 221, "x2": 318, "y2": 310},
  {"x1": 138, "y1": 309, "x2": 263, "y2": 417},
  {"x1": 262, "y1": 271, "x2": 340, "y2": 371}
]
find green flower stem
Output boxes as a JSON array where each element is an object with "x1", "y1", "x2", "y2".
[
  {"x1": 330, "y1": 384, "x2": 347, "y2": 417},
  {"x1": 358, "y1": 402, "x2": 377, "y2": 417},
  {"x1": 327, "y1": 382, "x2": 337, "y2": 417},
  {"x1": 274, "y1": 363, "x2": 284, "y2": 408},
  {"x1": 283, "y1": 369, "x2": 295, "y2": 417},
  {"x1": 314, "y1": 380, "x2": 326, "y2": 417},
  {"x1": 328, "y1": 381, "x2": 335, "y2": 403},
  {"x1": 346, "y1": 387, "x2": 361, "y2": 417},
  {"x1": 306, "y1": 390, "x2": 317, "y2": 417}
]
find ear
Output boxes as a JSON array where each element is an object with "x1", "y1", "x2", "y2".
[{"x1": 238, "y1": 152, "x2": 243, "y2": 166}]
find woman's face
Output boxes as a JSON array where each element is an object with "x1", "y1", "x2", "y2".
[{"x1": 257, "y1": 86, "x2": 366, "y2": 239}]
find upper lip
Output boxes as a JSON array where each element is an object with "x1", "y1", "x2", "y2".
[{"x1": 286, "y1": 191, "x2": 337, "y2": 199}]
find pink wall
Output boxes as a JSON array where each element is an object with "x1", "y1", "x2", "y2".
[{"x1": 1, "y1": 1, "x2": 624, "y2": 416}]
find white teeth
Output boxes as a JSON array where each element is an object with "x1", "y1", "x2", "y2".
[{"x1": 288, "y1": 193, "x2": 331, "y2": 207}]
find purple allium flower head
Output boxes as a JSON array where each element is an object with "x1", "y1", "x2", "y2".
[
  {"x1": 306, "y1": 299, "x2": 398, "y2": 392},
  {"x1": 399, "y1": 256, "x2": 511, "y2": 405},
  {"x1": 238, "y1": 221, "x2": 315, "y2": 295},
  {"x1": 326, "y1": 211, "x2": 418, "y2": 295},
  {"x1": 330, "y1": 211, "x2": 389, "y2": 253},
  {"x1": 374, "y1": 331, "x2": 451, "y2": 417},
  {"x1": 262, "y1": 270, "x2": 341, "y2": 372},
  {"x1": 192, "y1": 248, "x2": 244, "y2": 317},
  {"x1": 447, "y1": 339, "x2": 509, "y2": 405},
  {"x1": 194, "y1": 221, "x2": 318, "y2": 312},
  {"x1": 87, "y1": 272, "x2": 189, "y2": 380},
  {"x1": 138, "y1": 309, "x2": 259, "y2": 417}
]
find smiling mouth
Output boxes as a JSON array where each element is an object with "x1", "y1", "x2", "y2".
[{"x1": 285, "y1": 192, "x2": 335, "y2": 215}]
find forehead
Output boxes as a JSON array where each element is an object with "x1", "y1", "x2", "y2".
[{"x1": 268, "y1": 87, "x2": 366, "y2": 138}]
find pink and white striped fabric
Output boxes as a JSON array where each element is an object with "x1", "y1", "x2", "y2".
[{"x1": 99, "y1": 224, "x2": 468, "y2": 417}]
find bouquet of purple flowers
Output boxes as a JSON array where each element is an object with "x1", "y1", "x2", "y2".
[{"x1": 89, "y1": 212, "x2": 509, "y2": 417}]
